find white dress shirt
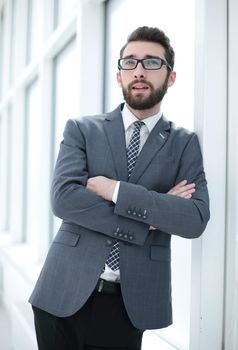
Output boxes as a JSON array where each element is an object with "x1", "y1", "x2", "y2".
[{"x1": 100, "y1": 104, "x2": 162, "y2": 282}]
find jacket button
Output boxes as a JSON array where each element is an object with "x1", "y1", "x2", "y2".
[
  {"x1": 114, "y1": 227, "x2": 120, "y2": 236},
  {"x1": 118, "y1": 232, "x2": 123, "y2": 237},
  {"x1": 124, "y1": 234, "x2": 128, "y2": 239},
  {"x1": 127, "y1": 209, "x2": 131, "y2": 215},
  {"x1": 106, "y1": 239, "x2": 114, "y2": 246},
  {"x1": 133, "y1": 211, "x2": 137, "y2": 216},
  {"x1": 129, "y1": 235, "x2": 134, "y2": 240}
]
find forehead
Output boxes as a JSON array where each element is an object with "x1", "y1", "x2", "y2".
[{"x1": 122, "y1": 41, "x2": 166, "y2": 59}]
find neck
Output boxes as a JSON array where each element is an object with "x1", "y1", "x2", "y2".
[{"x1": 126, "y1": 103, "x2": 161, "y2": 120}]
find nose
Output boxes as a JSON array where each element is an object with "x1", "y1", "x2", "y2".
[{"x1": 133, "y1": 62, "x2": 146, "y2": 79}]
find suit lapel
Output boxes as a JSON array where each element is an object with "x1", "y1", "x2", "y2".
[
  {"x1": 103, "y1": 105, "x2": 128, "y2": 181},
  {"x1": 103, "y1": 106, "x2": 171, "y2": 183},
  {"x1": 129, "y1": 115, "x2": 171, "y2": 183}
]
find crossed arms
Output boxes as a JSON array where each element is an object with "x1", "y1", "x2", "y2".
[
  {"x1": 87, "y1": 177, "x2": 196, "y2": 202},
  {"x1": 51, "y1": 119, "x2": 210, "y2": 245}
]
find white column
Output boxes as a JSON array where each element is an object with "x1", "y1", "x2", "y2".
[
  {"x1": 190, "y1": 0, "x2": 228, "y2": 349},
  {"x1": 224, "y1": 0, "x2": 238, "y2": 348},
  {"x1": 76, "y1": 0, "x2": 105, "y2": 115}
]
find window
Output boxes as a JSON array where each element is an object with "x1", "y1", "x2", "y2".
[
  {"x1": 52, "y1": 36, "x2": 78, "y2": 160},
  {"x1": 0, "y1": 5, "x2": 8, "y2": 95},
  {"x1": 0, "y1": 115, "x2": 3, "y2": 231},
  {"x1": 5, "y1": 107, "x2": 12, "y2": 231},
  {"x1": 0, "y1": 1, "x2": 105, "y2": 347},
  {"x1": 10, "y1": 0, "x2": 28, "y2": 83},
  {"x1": 0, "y1": 8, "x2": 5, "y2": 98},
  {"x1": 0, "y1": 109, "x2": 12, "y2": 232},
  {"x1": 53, "y1": 0, "x2": 78, "y2": 29},
  {"x1": 9, "y1": 0, "x2": 16, "y2": 84},
  {"x1": 51, "y1": 36, "x2": 78, "y2": 236},
  {"x1": 23, "y1": 79, "x2": 41, "y2": 246},
  {"x1": 26, "y1": 0, "x2": 42, "y2": 63}
]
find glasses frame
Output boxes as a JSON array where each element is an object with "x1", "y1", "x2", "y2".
[{"x1": 118, "y1": 57, "x2": 172, "y2": 71}]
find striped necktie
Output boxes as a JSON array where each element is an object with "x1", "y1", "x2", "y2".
[{"x1": 106, "y1": 120, "x2": 144, "y2": 271}]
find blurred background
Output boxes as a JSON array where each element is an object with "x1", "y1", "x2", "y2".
[{"x1": 0, "y1": 0, "x2": 237, "y2": 349}]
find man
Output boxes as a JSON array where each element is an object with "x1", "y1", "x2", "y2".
[{"x1": 29, "y1": 26, "x2": 210, "y2": 350}]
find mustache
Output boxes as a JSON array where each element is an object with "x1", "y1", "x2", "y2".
[{"x1": 128, "y1": 79, "x2": 153, "y2": 90}]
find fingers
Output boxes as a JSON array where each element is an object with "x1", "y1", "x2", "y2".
[
  {"x1": 167, "y1": 180, "x2": 186, "y2": 194},
  {"x1": 168, "y1": 180, "x2": 196, "y2": 199}
]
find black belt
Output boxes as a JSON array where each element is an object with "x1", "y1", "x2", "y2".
[{"x1": 95, "y1": 279, "x2": 121, "y2": 295}]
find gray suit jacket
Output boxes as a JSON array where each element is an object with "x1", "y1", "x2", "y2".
[{"x1": 29, "y1": 104, "x2": 210, "y2": 330}]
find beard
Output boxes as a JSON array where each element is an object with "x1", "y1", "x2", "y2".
[{"x1": 122, "y1": 76, "x2": 169, "y2": 110}]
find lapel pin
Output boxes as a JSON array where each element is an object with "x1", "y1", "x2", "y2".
[{"x1": 159, "y1": 132, "x2": 165, "y2": 139}]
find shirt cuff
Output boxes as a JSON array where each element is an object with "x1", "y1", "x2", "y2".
[{"x1": 112, "y1": 181, "x2": 120, "y2": 203}]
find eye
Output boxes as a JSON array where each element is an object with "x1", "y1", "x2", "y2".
[
  {"x1": 144, "y1": 58, "x2": 162, "y2": 69},
  {"x1": 122, "y1": 58, "x2": 136, "y2": 68}
]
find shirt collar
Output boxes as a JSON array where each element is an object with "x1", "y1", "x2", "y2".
[{"x1": 121, "y1": 104, "x2": 163, "y2": 133}]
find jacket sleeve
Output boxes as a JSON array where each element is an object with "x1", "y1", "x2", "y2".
[
  {"x1": 114, "y1": 133, "x2": 210, "y2": 239},
  {"x1": 51, "y1": 118, "x2": 149, "y2": 246}
]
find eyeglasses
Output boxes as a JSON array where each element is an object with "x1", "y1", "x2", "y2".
[{"x1": 118, "y1": 57, "x2": 172, "y2": 71}]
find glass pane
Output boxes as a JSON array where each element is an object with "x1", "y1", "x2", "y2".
[
  {"x1": 10, "y1": 0, "x2": 28, "y2": 82},
  {"x1": 26, "y1": 0, "x2": 41, "y2": 63},
  {"x1": 0, "y1": 7, "x2": 10, "y2": 97},
  {"x1": 5, "y1": 107, "x2": 12, "y2": 231},
  {"x1": 0, "y1": 8, "x2": 5, "y2": 98},
  {"x1": 24, "y1": 79, "x2": 41, "y2": 246},
  {"x1": 52, "y1": 36, "x2": 78, "y2": 236},
  {"x1": 0, "y1": 116, "x2": 2, "y2": 231},
  {"x1": 9, "y1": 0, "x2": 16, "y2": 84},
  {"x1": 0, "y1": 110, "x2": 12, "y2": 232},
  {"x1": 105, "y1": 0, "x2": 195, "y2": 348},
  {"x1": 53, "y1": 0, "x2": 78, "y2": 29}
]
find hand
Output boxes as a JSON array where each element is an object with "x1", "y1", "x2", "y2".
[
  {"x1": 149, "y1": 180, "x2": 196, "y2": 230},
  {"x1": 167, "y1": 179, "x2": 196, "y2": 199},
  {"x1": 86, "y1": 176, "x2": 117, "y2": 201}
]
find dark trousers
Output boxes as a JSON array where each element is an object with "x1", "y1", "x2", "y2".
[{"x1": 32, "y1": 290, "x2": 143, "y2": 350}]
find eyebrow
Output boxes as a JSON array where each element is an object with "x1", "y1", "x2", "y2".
[{"x1": 122, "y1": 54, "x2": 164, "y2": 60}]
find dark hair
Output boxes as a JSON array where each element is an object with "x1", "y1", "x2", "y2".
[{"x1": 120, "y1": 26, "x2": 175, "y2": 70}]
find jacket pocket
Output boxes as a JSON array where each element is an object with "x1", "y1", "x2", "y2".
[
  {"x1": 53, "y1": 229, "x2": 81, "y2": 247},
  {"x1": 150, "y1": 245, "x2": 171, "y2": 262}
]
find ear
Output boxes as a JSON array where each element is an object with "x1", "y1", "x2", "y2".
[
  {"x1": 117, "y1": 71, "x2": 122, "y2": 87},
  {"x1": 167, "y1": 71, "x2": 176, "y2": 87}
]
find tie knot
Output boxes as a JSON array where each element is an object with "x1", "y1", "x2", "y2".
[{"x1": 133, "y1": 121, "x2": 144, "y2": 131}]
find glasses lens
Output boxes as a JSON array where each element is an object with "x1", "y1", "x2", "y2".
[
  {"x1": 120, "y1": 58, "x2": 137, "y2": 70},
  {"x1": 119, "y1": 58, "x2": 169, "y2": 70},
  {"x1": 143, "y1": 58, "x2": 162, "y2": 69}
]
